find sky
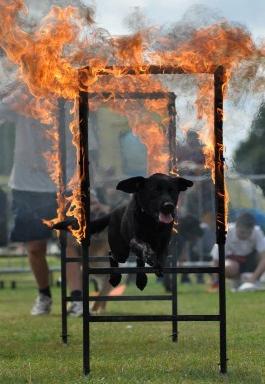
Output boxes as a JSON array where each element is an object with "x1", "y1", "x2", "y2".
[{"x1": 84, "y1": 0, "x2": 265, "y2": 43}]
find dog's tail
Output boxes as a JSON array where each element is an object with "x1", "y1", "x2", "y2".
[
  {"x1": 90, "y1": 214, "x2": 111, "y2": 234},
  {"x1": 50, "y1": 214, "x2": 111, "y2": 235}
]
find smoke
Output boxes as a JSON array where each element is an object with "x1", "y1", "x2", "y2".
[
  {"x1": 165, "y1": 4, "x2": 224, "y2": 47},
  {"x1": 21, "y1": 0, "x2": 94, "y2": 31},
  {"x1": 123, "y1": 6, "x2": 150, "y2": 33}
]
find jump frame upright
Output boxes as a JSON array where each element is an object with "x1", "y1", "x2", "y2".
[{"x1": 59, "y1": 65, "x2": 227, "y2": 376}]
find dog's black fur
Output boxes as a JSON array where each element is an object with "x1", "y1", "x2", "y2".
[
  {"x1": 107, "y1": 173, "x2": 193, "y2": 290},
  {"x1": 53, "y1": 173, "x2": 193, "y2": 290}
]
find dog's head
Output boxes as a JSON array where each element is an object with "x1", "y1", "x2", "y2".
[{"x1": 117, "y1": 173, "x2": 193, "y2": 225}]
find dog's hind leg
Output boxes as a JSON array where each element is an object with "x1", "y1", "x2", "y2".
[
  {"x1": 109, "y1": 252, "x2": 122, "y2": 287},
  {"x1": 136, "y1": 257, "x2": 148, "y2": 291}
]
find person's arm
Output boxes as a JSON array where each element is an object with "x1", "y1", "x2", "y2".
[
  {"x1": 0, "y1": 86, "x2": 23, "y2": 124},
  {"x1": 0, "y1": 99, "x2": 11, "y2": 124},
  {"x1": 249, "y1": 251, "x2": 265, "y2": 283}
]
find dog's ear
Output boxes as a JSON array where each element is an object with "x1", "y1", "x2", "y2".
[
  {"x1": 116, "y1": 176, "x2": 146, "y2": 193},
  {"x1": 174, "y1": 177, "x2": 193, "y2": 191}
]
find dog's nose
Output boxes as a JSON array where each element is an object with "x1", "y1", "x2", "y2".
[{"x1": 160, "y1": 202, "x2": 175, "y2": 214}]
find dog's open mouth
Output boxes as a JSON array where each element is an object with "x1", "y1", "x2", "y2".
[{"x1": 158, "y1": 212, "x2": 174, "y2": 224}]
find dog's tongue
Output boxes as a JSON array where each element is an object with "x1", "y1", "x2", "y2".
[{"x1": 159, "y1": 212, "x2": 173, "y2": 224}]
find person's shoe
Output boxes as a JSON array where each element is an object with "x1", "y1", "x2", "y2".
[
  {"x1": 30, "y1": 294, "x2": 52, "y2": 316},
  {"x1": 67, "y1": 301, "x2": 83, "y2": 317}
]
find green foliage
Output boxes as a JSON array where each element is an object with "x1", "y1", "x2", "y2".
[{"x1": 235, "y1": 102, "x2": 265, "y2": 194}]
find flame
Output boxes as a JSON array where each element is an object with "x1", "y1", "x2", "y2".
[{"x1": 1, "y1": 1, "x2": 265, "y2": 239}]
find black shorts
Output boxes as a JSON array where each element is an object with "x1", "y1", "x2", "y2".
[
  {"x1": 227, "y1": 252, "x2": 259, "y2": 274},
  {"x1": 10, "y1": 190, "x2": 57, "y2": 243}
]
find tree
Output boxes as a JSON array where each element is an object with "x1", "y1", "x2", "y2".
[{"x1": 234, "y1": 102, "x2": 265, "y2": 195}]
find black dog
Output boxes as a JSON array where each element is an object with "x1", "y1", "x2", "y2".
[
  {"x1": 107, "y1": 173, "x2": 193, "y2": 290},
  {"x1": 52, "y1": 173, "x2": 193, "y2": 290}
]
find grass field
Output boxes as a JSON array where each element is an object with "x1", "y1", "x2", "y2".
[{"x1": 0, "y1": 274, "x2": 265, "y2": 384}]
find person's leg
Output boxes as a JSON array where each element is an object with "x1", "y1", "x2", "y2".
[
  {"x1": 26, "y1": 239, "x2": 52, "y2": 315},
  {"x1": 66, "y1": 237, "x2": 82, "y2": 293},
  {"x1": 208, "y1": 258, "x2": 240, "y2": 291},
  {"x1": 10, "y1": 190, "x2": 57, "y2": 314},
  {"x1": 225, "y1": 259, "x2": 242, "y2": 290},
  {"x1": 225, "y1": 259, "x2": 240, "y2": 279},
  {"x1": 243, "y1": 251, "x2": 260, "y2": 282},
  {"x1": 66, "y1": 237, "x2": 83, "y2": 317},
  {"x1": 26, "y1": 239, "x2": 50, "y2": 290}
]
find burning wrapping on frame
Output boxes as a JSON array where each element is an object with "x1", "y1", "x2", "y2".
[{"x1": 1, "y1": 1, "x2": 265, "y2": 241}]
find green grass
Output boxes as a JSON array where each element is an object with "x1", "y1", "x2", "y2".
[{"x1": 0, "y1": 276, "x2": 265, "y2": 384}]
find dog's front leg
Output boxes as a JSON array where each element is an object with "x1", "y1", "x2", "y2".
[
  {"x1": 136, "y1": 256, "x2": 148, "y2": 291},
  {"x1": 153, "y1": 264, "x2": 163, "y2": 278},
  {"x1": 109, "y1": 252, "x2": 122, "y2": 287},
  {"x1": 153, "y1": 251, "x2": 167, "y2": 278},
  {"x1": 129, "y1": 238, "x2": 148, "y2": 290}
]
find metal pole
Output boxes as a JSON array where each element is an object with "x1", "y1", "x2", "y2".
[
  {"x1": 78, "y1": 86, "x2": 90, "y2": 376},
  {"x1": 87, "y1": 91, "x2": 170, "y2": 100},
  {"x1": 58, "y1": 98, "x2": 68, "y2": 344},
  {"x1": 168, "y1": 93, "x2": 177, "y2": 173},
  {"x1": 214, "y1": 66, "x2": 227, "y2": 374},
  {"x1": 80, "y1": 64, "x2": 187, "y2": 77},
  {"x1": 167, "y1": 92, "x2": 178, "y2": 341},
  {"x1": 171, "y1": 251, "x2": 178, "y2": 342}
]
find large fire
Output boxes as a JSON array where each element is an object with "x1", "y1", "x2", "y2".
[{"x1": 0, "y1": 0, "x2": 264, "y2": 241}]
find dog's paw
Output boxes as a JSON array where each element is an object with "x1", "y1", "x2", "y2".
[
  {"x1": 154, "y1": 266, "x2": 163, "y2": 278},
  {"x1": 136, "y1": 273, "x2": 148, "y2": 290},
  {"x1": 109, "y1": 274, "x2": 122, "y2": 287}
]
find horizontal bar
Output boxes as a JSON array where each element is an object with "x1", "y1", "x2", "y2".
[
  {"x1": 0, "y1": 254, "x2": 27, "y2": 258},
  {"x1": 80, "y1": 65, "x2": 214, "y2": 76},
  {"x1": 66, "y1": 295, "x2": 172, "y2": 302},
  {"x1": 65, "y1": 260, "x2": 217, "y2": 271},
  {"x1": 87, "y1": 92, "x2": 173, "y2": 100},
  {"x1": 86, "y1": 256, "x2": 110, "y2": 262},
  {"x1": 65, "y1": 257, "x2": 214, "y2": 266},
  {"x1": 65, "y1": 256, "x2": 110, "y2": 263},
  {"x1": 87, "y1": 315, "x2": 220, "y2": 322},
  {"x1": 0, "y1": 267, "x2": 60, "y2": 274},
  {"x1": 66, "y1": 257, "x2": 82, "y2": 263},
  {"x1": 87, "y1": 267, "x2": 220, "y2": 274}
]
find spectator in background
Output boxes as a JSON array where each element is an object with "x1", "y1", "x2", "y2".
[
  {"x1": 209, "y1": 212, "x2": 265, "y2": 291},
  {"x1": 163, "y1": 215, "x2": 204, "y2": 291},
  {"x1": 120, "y1": 131, "x2": 147, "y2": 177},
  {"x1": 0, "y1": 86, "x2": 97, "y2": 316}
]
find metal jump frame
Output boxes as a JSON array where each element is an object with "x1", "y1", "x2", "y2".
[{"x1": 58, "y1": 65, "x2": 227, "y2": 376}]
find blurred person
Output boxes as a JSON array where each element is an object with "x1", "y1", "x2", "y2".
[
  {"x1": 209, "y1": 212, "x2": 265, "y2": 291},
  {"x1": 0, "y1": 86, "x2": 87, "y2": 316},
  {"x1": 163, "y1": 215, "x2": 204, "y2": 291}
]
